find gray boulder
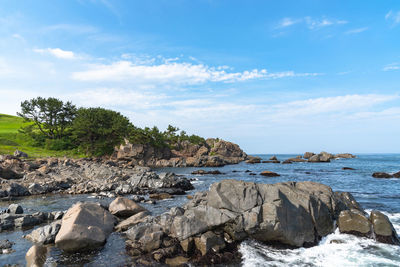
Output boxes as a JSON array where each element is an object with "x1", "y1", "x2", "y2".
[
  {"x1": 370, "y1": 210, "x2": 400, "y2": 245},
  {"x1": 25, "y1": 220, "x2": 61, "y2": 244},
  {"x1": 7, "y1": 204, "x2": 23, "y2": 214},
  {"x1": 338, "y1": 209, "x2": 372, "y2": 237}
]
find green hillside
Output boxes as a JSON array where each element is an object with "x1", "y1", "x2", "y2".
[{"x1": 0, "y1": 113, "x2": 82, "y2": 158}]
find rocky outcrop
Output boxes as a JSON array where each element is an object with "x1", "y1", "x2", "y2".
[
  {"x1": 55, "y1": 202, "x2": 115, "y2": 252},
  {"x1": 123, "y1": 180, "x2": 358, "y2": 265},
  {"x1": 114, "y1": 138, "x2": 248, "y2": 167},
  {"x1": 0, "y1": 157, "x2": 193, "y2": 197}
]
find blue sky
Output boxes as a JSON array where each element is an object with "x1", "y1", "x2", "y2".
[{"x1": 0, "y1": 0, "x2": 399, "y2": 153}]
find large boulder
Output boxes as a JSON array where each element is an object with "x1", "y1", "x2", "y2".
[
  {"x1": 55, "y1": 202, "x2": 115, "y2": 252},
  {"x1": 370, "y1": 210, "x2": 400, "y2": 245},
  {"x1": 337, "y1": 209, "x2": 372, "y2": 237},
  {"x1": 109, "y1": 197, "x2": 147, "y2": 218}
]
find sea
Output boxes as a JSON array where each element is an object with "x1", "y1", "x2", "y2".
[{"x1": 1, "y1": 154, "x2": 400, "y2": 266}]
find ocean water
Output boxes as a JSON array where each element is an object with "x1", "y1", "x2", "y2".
[{"x1": 1, "y1": 154, "x2": 399, "y2": 266}]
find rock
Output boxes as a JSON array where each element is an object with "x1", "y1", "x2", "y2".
[
  {"x1": 25, "y1": 221, "x2": 61, "y2": 244},
  {"x1": 246, "y1": 157, "x2": 261, "y2": 164},
  {"x1": 308, "y1": 153, "x2": 331, "y2": 163},
  {"x1": 0, "y1": 239, "x2": 13, "y2": 249},
  {"x1": 194, "y1": 231, "x2": 226, "y2": 255},
  {"x1": 269, "y1": 156, "x2": 277, "y2": 160},
  {"x1": 149, "y1": 193, "x2": 174, "y2": 200},
  {"x1": 372, "y1": 172, "x2": 393, "y2": 178},
  {"x1": 338, "y1": 209, "x2": 372, "y2": 237},
  {"x1": 303, "y1": 152, "x2": 315, "y2": 159},
  {"x1": 260, "y1": 171, "x2": 280, "y2": 177},
  {"x1": 14, "y1": 149, "x2": 28, "y2": 158},
  {"x1": 55, "y1": 202, "x2": 115, "y2": 252},
  {"x1": 26, "y1": 245, "x2": 47, "y2": 267},
  {"x1": 335, "y1": 192, "x2": 362, "y2": 212},
  {"x1": 393, "y1": 171, "x2": 400, "y2": 178},
  {"x1": 370, "y1": 210, "x2": 400, "y2": 245},
  {"x1": 7, "y1": 204, "x2": 23, "y2": 214},
  {"x1": 191, "y1": 170, "x2": 224, "y2": 175},
  {"x1": 262, "y1": 160, "x2": 280, "y2": 163},
  {"x1": 0, "y1": 166, "x2": 22, "y2": 179},
  {"x1": 109, "y1": 197, "x2": 147, "y2": 217},
  {"x1": 335, "y1": 153, "x2": 356, "y2": 159},
  {"x1": 180, "y1": 237, "x2": 195, "y2": 253},
  {"x1": 28, "y1": 183, "x2": 46, "y2": 195},
  {"x1": 115, "y1": 211, "x2": 151, "y2": 232},
  {"x1": 284, "y1": 158, "x2": 307, "y2": 163},
  {"x1": 14, "y1": 214, "x2": 44, "y2": 228},
  {"x1": 165, "y1": 256, "x2": 190, "y2": 266},
  {"x1": 125, "y1": 222, "x2": 164, "y2": 252},
  {"x1": 342, "y1": 167, "x2": 355, "y2": 170},
  {"x1": 7, "y1": 183, "x2": 30, "y2": 197}
]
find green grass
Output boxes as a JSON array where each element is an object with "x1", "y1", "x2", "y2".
[{"x1": 0, "y1": 114, "x2": 84, "y2": 158}]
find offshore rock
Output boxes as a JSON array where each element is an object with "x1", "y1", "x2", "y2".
[
  {"x1": 370, "y1": 210, "x2": 400, "y2": 245},
  {"x1": 338, "y1": 209, "x2": 372, "y2": 237}
]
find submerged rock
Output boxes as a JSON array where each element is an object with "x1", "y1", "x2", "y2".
[
  {"x1": 55, "y1": 202, "x2": 115, "y2": 252},
  {"x1": 259, "y1": 171, "x2": 280, "y2": 177},
  {"x1": 372, "y1": 172, "x2": 393, "y2": 178}
]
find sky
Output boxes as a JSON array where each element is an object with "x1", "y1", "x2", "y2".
[{"x1": 0, "y1": 0, "x2": 399, "y2": 154}]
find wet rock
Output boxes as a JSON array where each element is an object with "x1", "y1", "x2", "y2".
[
  {"x1": 262, "y1": 160, "x2": 280, "y2": 163},
  {"x1": 284, "y1": 158, "x2": 307, "y2": 163},
  {"x1": 28, "y1": 183, "x2": 46, "y2": 195},
  {"x1": 26, "y1": 245, "x2": 47, "y2": 267},
  {"x1": 260, "y1": 171, "x2": 280, "y2": 177},
  {"x1": 14, "y1": 214, "x2": 44, "y2": 228},
  {"x1": 0, "y1": 239, "x2": 13, "y2": 249},
  {"x1": 338, "y1": 209, "x2": 372, "y2": 237},
  {"x1": 191, "y1": 170, "x2": 223, "y2": 175},
  {"x1": 372, "y1": 172, "x2": 393, "y2": 178},
  {"x1": 25, "y1": 220, "x2": 61, "y2": 244},
  {"x1": 342, "y1": 167, "x2": 355, "y2": 170},
  {"x1": 370, "y1": 210, "x2": 400, "y2": 245},
  {"x1": 393, "y1": 171, "x2": 400, "y2": 178},
  {"x1": 334, "y1": 192, "x2": 363, "y2": 213},
  {"x1": 149, "y1": 193, "x2": 174, "y2": 200},
  {"x1": 7, "y1": 183, "x2": 30, "y2": 197},
  {"x1": 269, "y1": 156, "x2": 277, "y2": 160},
  {"x1": 109, "y1": 197, "x2": 147, "y2": 218},
  {"x1": 7, "y1": 204, "x2": 23, "y2": 214},
  {"x1": 165, "y1": 256, "x2": 190, "y2": 266},
  {"x1": 55, "y1": 202, "x2": 115, "y2": 252},
  {"x1": 245, "y1": 157, "x2": 261, "y2": 164}
]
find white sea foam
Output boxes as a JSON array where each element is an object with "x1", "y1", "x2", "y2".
[{"x1": 240, "y1": 224, "x2": 400, "y2": 267}]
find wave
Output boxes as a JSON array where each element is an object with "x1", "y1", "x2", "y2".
[{"x1": 240, "y1": 219, "x2": 400, "y2": 267}]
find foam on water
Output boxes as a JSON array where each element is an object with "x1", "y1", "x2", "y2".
[{"x1": 240, "y1": 217, "x2": 400, "y2": 267}]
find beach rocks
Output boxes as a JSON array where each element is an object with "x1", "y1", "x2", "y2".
[
  {"x1": 109, "y1": 197, "x2": 147, "y2": 218},
  {"x1": 25, "y1": 220, "x2": 61, "y2": 244},
  {"x1": 338, "y1": 209, "x2": 372, "y2": 237},
  {"x1": 370, "y1": 210, "x2": 400, "y2": 245},
  {"x1": 260, "y1": 171, "x2": 280, "y2": 177},
  {"x1": 55, "y1": 202, "x2": 115, "y2": 252}
]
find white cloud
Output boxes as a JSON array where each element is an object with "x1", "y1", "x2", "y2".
[
  {"x1": 345, "y1": 27, "x2": 368, "y2": 34},
  {"x1": 277, "y1": 17, "x2": 302, "y2": 28},
  {"x1": 33, "y1": 48, "x2": 76, "y2": 59},
  {"x1": 383, "y1": 63, "x2": 400, "y2": 71},
  {"x1": 385, "y1": 10, "x2": 400, "y2": 26},
  {"x1": 71, "y1": 60, "x2": 320, "y2": 84}
]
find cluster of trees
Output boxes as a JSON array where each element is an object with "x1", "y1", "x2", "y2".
[{"x1": 18, "y1": 97, "x2": 205, "y2": 156}]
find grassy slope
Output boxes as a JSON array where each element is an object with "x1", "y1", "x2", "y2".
[{"x1": 0, "y1": 114, "x2": 83, "y2": 158}]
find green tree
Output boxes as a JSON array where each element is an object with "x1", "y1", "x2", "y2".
[
  {"x1": 72, "y1": 107, "x2": 132, "y2": 156},
  {"x1": 17, "y1": 97, "x2": 77, "y2": 140}
]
